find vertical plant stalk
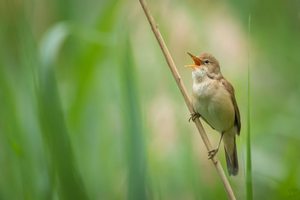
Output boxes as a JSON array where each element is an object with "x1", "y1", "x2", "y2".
[
  {"x1": 139, "y1": 0, "x2": 236, "y2": 199},
  {"x1": 246, "y1": 14, "x2": 253, "y2": 200}
]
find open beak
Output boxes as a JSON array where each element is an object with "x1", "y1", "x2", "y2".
[{"x1": 185, "y1": 52, "x2": 202, "y2": 69}]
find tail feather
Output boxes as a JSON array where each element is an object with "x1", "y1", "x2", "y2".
[{"x1": 224, "y1": 136, "x2": 238, "y2": 176}]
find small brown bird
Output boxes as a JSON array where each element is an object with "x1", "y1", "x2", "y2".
[{"x1": 185, "y1": 52, "x2": 241, "y2": 176}]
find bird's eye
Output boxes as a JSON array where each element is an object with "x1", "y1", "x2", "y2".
[{"x1": 204, "y1": 60, "x2": 209, "y2": 64}]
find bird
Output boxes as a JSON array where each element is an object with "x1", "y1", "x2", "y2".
[{"x1": 185, "y1": 52, "x2": 241, "y2": 176}]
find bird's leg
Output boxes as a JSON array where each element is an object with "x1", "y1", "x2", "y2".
[
  {"x1": 208, "y1": 132, "x2": 224, "y2": 159},
  {"x1": 189, "y1": 112, "x2": 201, "y2": 122}
]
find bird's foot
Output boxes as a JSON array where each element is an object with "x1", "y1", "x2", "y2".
[
  {"x1": 208, "y1": 148, "x2": 219, "y2": 160},
  {"x1": 189, "y1": 112, "x2": 201, "y2": 122}
]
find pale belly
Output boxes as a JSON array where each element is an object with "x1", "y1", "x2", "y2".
[{"x1": 193, "y1": 81, "x2": 235, "y2": 132}]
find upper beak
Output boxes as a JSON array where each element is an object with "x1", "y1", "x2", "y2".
[{"x1": 185, "y1": 52, "x2": 202, "y2": 69}]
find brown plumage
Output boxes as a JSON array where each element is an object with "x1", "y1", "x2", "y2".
[{"x1": 186, "y1": 52, "x2": 241, "y2": 176}]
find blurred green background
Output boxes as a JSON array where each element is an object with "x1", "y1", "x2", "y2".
[{"x1": 1, "y1": 0, "x2": 300, "y2": 199}]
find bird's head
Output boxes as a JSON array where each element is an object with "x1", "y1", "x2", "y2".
[{"x1": 185, "y1": 52, "x2": 221, "y2": 80}]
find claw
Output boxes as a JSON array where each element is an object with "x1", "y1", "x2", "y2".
[
  {"x1": 208, "y1": 132, "x2": 224, "y2": 159},
  {"x1": 208, "y1": 149, "x2": 219, "y2": 159},
  {"x1": 188, "y1": 112, "x2": 201, "y2": 122}
]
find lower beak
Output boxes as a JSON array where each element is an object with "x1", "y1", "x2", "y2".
[
  {"x1": 185, "y1": 52, "x2": 202, "y2": 69},
  {"x1": 184, "y1": 64, "x2": 199, "y2": 69}
]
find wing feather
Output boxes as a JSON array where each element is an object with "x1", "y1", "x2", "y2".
[{"x1": 221, "y1": 78, "x2": 241, "y2": 135}]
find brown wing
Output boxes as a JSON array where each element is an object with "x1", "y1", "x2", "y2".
[{"x1": 221, "y1": 78, "x2": 241, "y2": 135}]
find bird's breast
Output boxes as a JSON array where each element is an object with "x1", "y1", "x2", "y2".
[
  {"x1": 192, "y1": 79, "x2": 216, "y2": 99},
  {"x1": 192, "y1": 80, "x2": 235, "y2": 132}
]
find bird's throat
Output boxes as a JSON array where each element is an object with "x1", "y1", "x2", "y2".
[{"x1": 192, "y1": 69, "x2": 211, "y2": 84}]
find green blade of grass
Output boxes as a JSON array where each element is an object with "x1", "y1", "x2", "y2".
[
  {"x1": 0, "y1": 4, "x2": 49, "y2": 198},
  {"x1": 120, "y1": 37, "x2": 147, "y2": 200},
  {"x1": 37, "y1": 24, "x2": 88, "y2": 200},
  {"x1": 246, "y1": 14, "x2": 253, "y2": 200}
]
